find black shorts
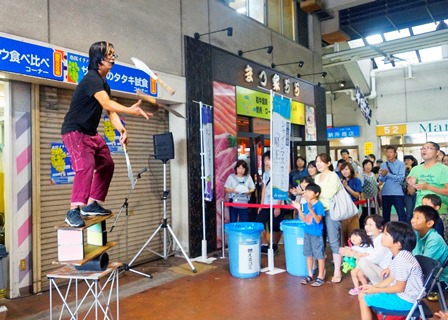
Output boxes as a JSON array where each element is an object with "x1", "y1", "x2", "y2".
[{"x1": 256, "y1": 208, "x2": 284, "y2": 232}]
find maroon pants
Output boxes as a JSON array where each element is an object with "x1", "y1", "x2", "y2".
[{"x1": 62, "y1": 131, "x2": 114, "y2": 206}]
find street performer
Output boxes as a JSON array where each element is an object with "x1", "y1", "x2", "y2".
[{"x1": 61, "y1": 41, "x2": 152, "y2": 227}]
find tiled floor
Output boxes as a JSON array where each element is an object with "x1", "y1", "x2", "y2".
[{"x1": 0, "y1": 246, "x2": 444, "y2": 320}]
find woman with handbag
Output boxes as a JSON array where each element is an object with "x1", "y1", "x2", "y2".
[{"x1": 314, "y1": 153, "x2": 344, "y2": 283}]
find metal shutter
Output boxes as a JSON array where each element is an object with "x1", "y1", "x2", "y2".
[{"x1": 37, "y1": 85, "x2": 170, "y2": 290}]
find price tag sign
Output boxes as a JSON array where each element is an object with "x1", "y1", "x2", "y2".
[{"x1": 376, "y1": 124, "x2": 407, "y2": 136}]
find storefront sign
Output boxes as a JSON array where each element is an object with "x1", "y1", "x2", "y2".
[
  {"x1": 0, "y1": 33, "x2": 157, "y2": 96},
  {"x1": 67, "y1": 52, "x2": 157, "y2": 95},
  {"x1": 236, "y1": 86, "x2": 270, "y2": 120},
  {"x1": 407, "y1": 120, "x2": 448, "y2": 134},
  {"x1": 0, "y1": 35, "x2": 64, "y2": 81},
  {"x1": 327, "y1": 126, "x2": 360, "y2": 139},
  {"x1": 290, "y1": 101, "x2": 305, "y2": 125},
  {"x1": 376, "y1": 124, "x2": 407, "y2": 136},
  {"x1": 243, "y1": 64, "x2": 301, "y2": 97}
]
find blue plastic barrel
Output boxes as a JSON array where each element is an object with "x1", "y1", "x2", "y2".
[
  {"x1": 280, "y1": 220, "x2": 307, "y2": 276},
  {"x1": 224, "y1": 222, "x2": 264, "y2": 279}
]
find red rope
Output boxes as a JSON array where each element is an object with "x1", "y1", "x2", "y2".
[{"x1": 224, "y1": 199, "x2": 367, "y2": 209}]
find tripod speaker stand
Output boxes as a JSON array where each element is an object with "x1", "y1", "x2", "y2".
[{"x1": 124, "y1": 133, "x2": 197, "y2": 277}]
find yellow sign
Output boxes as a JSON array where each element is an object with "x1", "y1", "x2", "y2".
[
  {"x1": 376, "y1": 124, "x2": 407, "y2": 136},
  {"x1": 364, "y1": 142, "x2": 374, "y2": 156},
  {"x1": 291, "y1": 101, "x2": 305, "y2": 125}
]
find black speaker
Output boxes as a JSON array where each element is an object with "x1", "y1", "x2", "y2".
[{"x1": 153, "y1": 132, "x2": 174, "y2": 160}]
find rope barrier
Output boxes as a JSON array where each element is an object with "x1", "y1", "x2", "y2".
[{"x1": 224, "y1": 199, "x2": 367, "y2": 209}]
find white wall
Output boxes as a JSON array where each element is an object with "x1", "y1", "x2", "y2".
[{"x1": 328, "y1": 59, "x2": 448, "y2": 158}]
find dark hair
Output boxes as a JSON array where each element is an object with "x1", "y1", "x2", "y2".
[
  {"x1": 88, "y1": 41, "x2": 114, "y2": 71},
  {"x1": 426, "y1": 141, "x2": 440, "y2": 151},
  {"x1": 263, "y1": 151, "x2": 270, "y2": 160},
  {"x1": 307, "y1": 161, "x2": 319, "y2": 175},
  {"x1": 414, "y1": 205, "x2": 439, "y2": 227},
  {"x1": 439, "y1": 150, "x2": 446, "y2": 157},
  {"x1": 403, "y1": 155, "x2": 418, "y2": 167},
  {"x1": 305, "y1": 182, "x2": 321, "y2": 195},
  {"x1": 362, "y1": 159, "x2": 374, "y2": 168},
  {"x1": 384, "y1": 221, "x2": 416, "y2": 251},
  {"x1": 234, "y1": 160, "x2": 249, "y2": 175},
  {"x1": 316, "y1": 153, "x2": 334, "y2": 171},
  {"x1": 350, "y1": 229, "x2": 373, "y2": 247},
  {"x1": 386, "y1": 145, "x2": 397, "y2": 153},
  {"x1": 295, "y1": 156, "x2": 307, "y2": 169},
  {"x1": 340, "y1": 149, "x2": 349, "y2": 155},
  {"x1": 364, "y1": 214, "x2": 383, "y2": 231},
  {"x1": 376, "y1": 159, "x2": 383, "y2": 164},
  {"x1": 337, "y1": 159, "x2": 346, "y2": 165},
  {"x1": 301, "y1": 176, "x2": 314, "y2": 185},
  {"x1": 368, "y1": 154, "x2": 376, "y2": 161},
  {"x1": 422, "y1": 194, "x2": 442, "y2": 207},
  {"x1": 340, "y1": 162, "x2": 355, "y2": 178}
]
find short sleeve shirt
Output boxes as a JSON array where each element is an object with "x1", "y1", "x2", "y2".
[
  {"x1": 61, "y1": 70, "x2": 110, "y2": 136},
  {"x1": 389, "y1": 250, "x2": 423, "y2": 303}
]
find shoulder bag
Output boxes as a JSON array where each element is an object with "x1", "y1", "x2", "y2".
[{"x1": 328, "y1": 180, "x2": 359, "y2": 221}]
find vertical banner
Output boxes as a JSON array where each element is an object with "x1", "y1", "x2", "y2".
[
  {"x1": 271, "y1": 95, "x2": 291, "y2": 201},
  {"x1": 201, "y1": 104, "x2": 214, "y2": 201}
]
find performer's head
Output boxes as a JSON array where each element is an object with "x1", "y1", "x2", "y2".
[{"x1": 88, "y1": 41, "x2": 115, "y2": 70}]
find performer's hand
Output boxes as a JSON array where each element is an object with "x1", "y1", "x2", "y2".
[
  {"x1": 120, "y1": 129, "x2": 128, "y2": 147},
  {"x1": 130, "y1": 100, "x2": 153, "y2": 119}
]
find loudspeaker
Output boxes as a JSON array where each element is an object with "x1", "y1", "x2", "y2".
[{"x1": 153, "y1": 132, "x2": 174, "y2": 160}]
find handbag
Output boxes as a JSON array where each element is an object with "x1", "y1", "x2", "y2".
[{"x1": 328, "y1": 180, "x2": 359, "y2": 221}]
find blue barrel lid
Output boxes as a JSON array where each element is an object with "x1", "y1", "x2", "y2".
[
  {"x1": 280, "y1": 219, "x2": 305, "y2": 231},
  {"x1": 225, "y1": 222, "x2": 264, "y2": 233}
]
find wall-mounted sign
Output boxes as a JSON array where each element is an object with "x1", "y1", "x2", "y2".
[
  {"x1": 0, "y1": 33, "x2": 157, "y2": 96},
  {"x1": 236, "y1": 86, "x2": 271, "y2": 120},
  {"x1": 376, "y1": 124, "x2": 407, "y2": 136},
  {"x1": 327, "y1": 126, "x2": 360, "y2": 139},
  {"x1": 0, "y1": 35, "x2": 64, "y2": 82},
  {"x1": 291, "y1": 101, "x2": 305, "y2": 125},
  {"x1": 364, "y1": 142, "x2": 374, "y2": 155}
]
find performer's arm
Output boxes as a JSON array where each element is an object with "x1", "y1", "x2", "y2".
[{"x1": 94, "y1": 90, "x2": 151, "y2": 118}]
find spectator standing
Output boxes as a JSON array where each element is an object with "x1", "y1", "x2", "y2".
[
  {"x1": 403, "y1": 155, "x2": 418, "y2": 222},
  {"x1": 224, "y1": 160, "x2": 255, "y2": 222},
  {"x1": 407, "y1": 141, "x2": 448, "y2": 217},
  {"x1": 378, "y1": 146, "x2": 406, "y2": 223},
  {"x1": 314, "y1": 153, "x2": 344, "y2": 283},
  {"x1": 359, "y1": 159, "x2": 378, "y2": 229}
]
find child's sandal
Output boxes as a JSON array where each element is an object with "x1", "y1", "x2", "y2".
[
  {"x1": 311, "y1": 278, "x2": 324, "y2": 287},
  {"x1": 301, "y1": 276, "x2": 313, "y2": 285}
]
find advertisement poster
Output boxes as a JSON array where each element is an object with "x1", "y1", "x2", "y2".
[
  {"x1": 271, "y1": 94, "x2": 291, "y2": 201},
  {"x1": 103, "y1": 115, "x2": 125, "y2": 154},
  {"x1": 50, "y1": 142, "x2": 74, "y2": 185},
  {"x1": 201, "y1": 103, "x2": 214, "y2": 201}
]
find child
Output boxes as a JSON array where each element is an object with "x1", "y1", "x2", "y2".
[
  {"x1": 345, "y1": 229, "x2": 373, "y2": 295},
  {"x1": 358, "y1": 221, "x2": 423, "y2": 320},
  {"x1": 422, "y1": 194, "x2": 445, "y2": 239},
  {"x1": 291, "y1": 183, "x2": 326, "y2": 287},
  {"x1": 411, "y1": 205, "x2": 448, "y2": 296},
  {"x1": 291, "y1": 176, "x2": 314, "y2": 219}
]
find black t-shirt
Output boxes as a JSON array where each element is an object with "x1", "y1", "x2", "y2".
[{"x1": 61, "y1": 70, "x2": 111, "y2": 135}]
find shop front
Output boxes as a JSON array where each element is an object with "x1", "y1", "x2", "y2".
[{"x1": 184, "y1": 36, "x2": 328, "y2": 256}]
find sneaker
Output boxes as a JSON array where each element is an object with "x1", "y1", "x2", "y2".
[
  {"x1": 261, "y1": 244, "x2": 268, "y2": 255},
  {"x1": 348, "y1": 287, "x2": 361, "y2": 296},
  {"x1": 65, "y1": 208, "x2": 85, "y2": 227},
  {"x1": 427, "y1": 292, "x2": 438, "y2": 302},
  {"x1": 81, "y1": 201, "x2": 112, "y2": 216}
]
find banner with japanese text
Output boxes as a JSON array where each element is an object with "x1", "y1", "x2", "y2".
[
  {"x1": 201, "y1": 103, "x2": 214, "y2": 201},
  {"x1": 271, "y1": 94, "x2": 291, "y2": 201}
]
